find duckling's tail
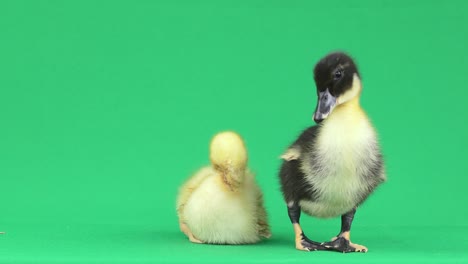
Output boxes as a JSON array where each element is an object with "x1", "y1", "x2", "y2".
[{"x1": 209, "y1": 131, "x2": 248, "y2": 190}]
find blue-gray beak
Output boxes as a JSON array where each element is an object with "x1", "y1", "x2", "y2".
[{"x1": 313, "y1": 88, "x2": 337, "y2": 123}]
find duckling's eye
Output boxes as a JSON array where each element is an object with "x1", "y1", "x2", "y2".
[{"x1": 334, "y1": 70, "x2": 343, "y2": 80}]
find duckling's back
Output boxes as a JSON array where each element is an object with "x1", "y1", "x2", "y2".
[
  {"x1": 181, "y1": 167, "x2": 263, "y2": 244},
  {"x1": 177, "y1": 131, "x2": 270, "y2": 244}
]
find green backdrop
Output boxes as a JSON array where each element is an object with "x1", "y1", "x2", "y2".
[{"x1": 1, "y1": 0, "x2": 467, "y2": 263}]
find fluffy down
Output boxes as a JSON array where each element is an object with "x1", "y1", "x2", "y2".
[{"x1": 176, "y1": 131, "x2": 270, "y2": 244}]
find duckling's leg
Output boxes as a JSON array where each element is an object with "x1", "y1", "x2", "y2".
[
  {"x1": 288, "y1": 202, "x2": 328, "y2": 251},
  {"x1": 321, "y1": 208, "x2": 368, "y2": 253},
  {"x1": 179, "y1": 222, "x2": 203, "y2": 244}
]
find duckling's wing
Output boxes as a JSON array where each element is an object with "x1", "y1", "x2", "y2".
[
  {"x1": 176, "y1": 167, "x2": 215, "y2": 221},
  {"x1": 291, "y1": 125, "x2": 320, "y2": 149},
  {"x1": 279, "y1": 126, "x2": 320, "y2": 203},
  {"x1": 280, "y1": 126, "x2": 320, "y2": 160}
]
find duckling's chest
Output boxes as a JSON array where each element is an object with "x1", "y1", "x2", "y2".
[{"x1": 300, "y1": 115, "x2": 377, "y2": 217}]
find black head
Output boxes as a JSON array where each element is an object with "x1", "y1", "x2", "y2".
[{"x1": 312, "y1": 52, "x2": 361, "y2": 123}]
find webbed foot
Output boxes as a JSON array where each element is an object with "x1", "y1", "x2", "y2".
[
  {"x1": 180, "y1": 222, "x2": 203, "y2": 244},
  {"x1": 296, "y1": 232, "x2": 328, "y2": 251},
  {"x1": 321, "y1": 237, "x2": 367, "y2": 253}
]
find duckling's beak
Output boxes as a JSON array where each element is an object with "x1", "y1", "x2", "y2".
[{"x1": 313, "y1": 88, "x2": 337, "y2": 123}]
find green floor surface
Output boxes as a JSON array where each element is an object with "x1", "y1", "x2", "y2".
[{"x1": 1, "y1": 223, "x2": 467, "y2": 263}]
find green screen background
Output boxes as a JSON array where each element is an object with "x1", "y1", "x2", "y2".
[{"x1": 1, "y1": 1, "x2": 467, "y2": 263}]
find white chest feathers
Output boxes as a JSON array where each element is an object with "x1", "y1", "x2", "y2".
[
  {"x1": 181, "y1": 168, "x2": 263, "y2": 244},
  {"x1": 300, "y1": 107, "x2": 380, "y2": 218}
]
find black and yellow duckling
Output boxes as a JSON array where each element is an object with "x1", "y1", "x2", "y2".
[
  {"x1": 279, "y1": 52, "x2": 386, "y2": 253},
  {"x1": 177, "y1": 131, "x2": 270, "y2": 244}
]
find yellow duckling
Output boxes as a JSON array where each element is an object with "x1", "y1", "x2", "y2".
[{"x1": 176, "y1": 131, "x2": 270, "y2": 244}]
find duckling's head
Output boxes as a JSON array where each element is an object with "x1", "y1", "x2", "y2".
[
  {"x1": 313, "y1": 52, "x2": 362, "y2": 123},
  {"x1": 209, "y1": 131, "x2": 248, "y2": 172}
]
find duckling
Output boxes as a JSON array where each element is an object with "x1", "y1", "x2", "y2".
[
  {"x1": 177, "y1": 131, "x2": 271, "y2": 244},
  {"x1": 279, "y1": 52, "x2": 386, "y2": 253}
]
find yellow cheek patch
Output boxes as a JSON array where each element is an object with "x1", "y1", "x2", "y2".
[{"x1": 337, "y1": 74, "x2": 362, "y2": 105}]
